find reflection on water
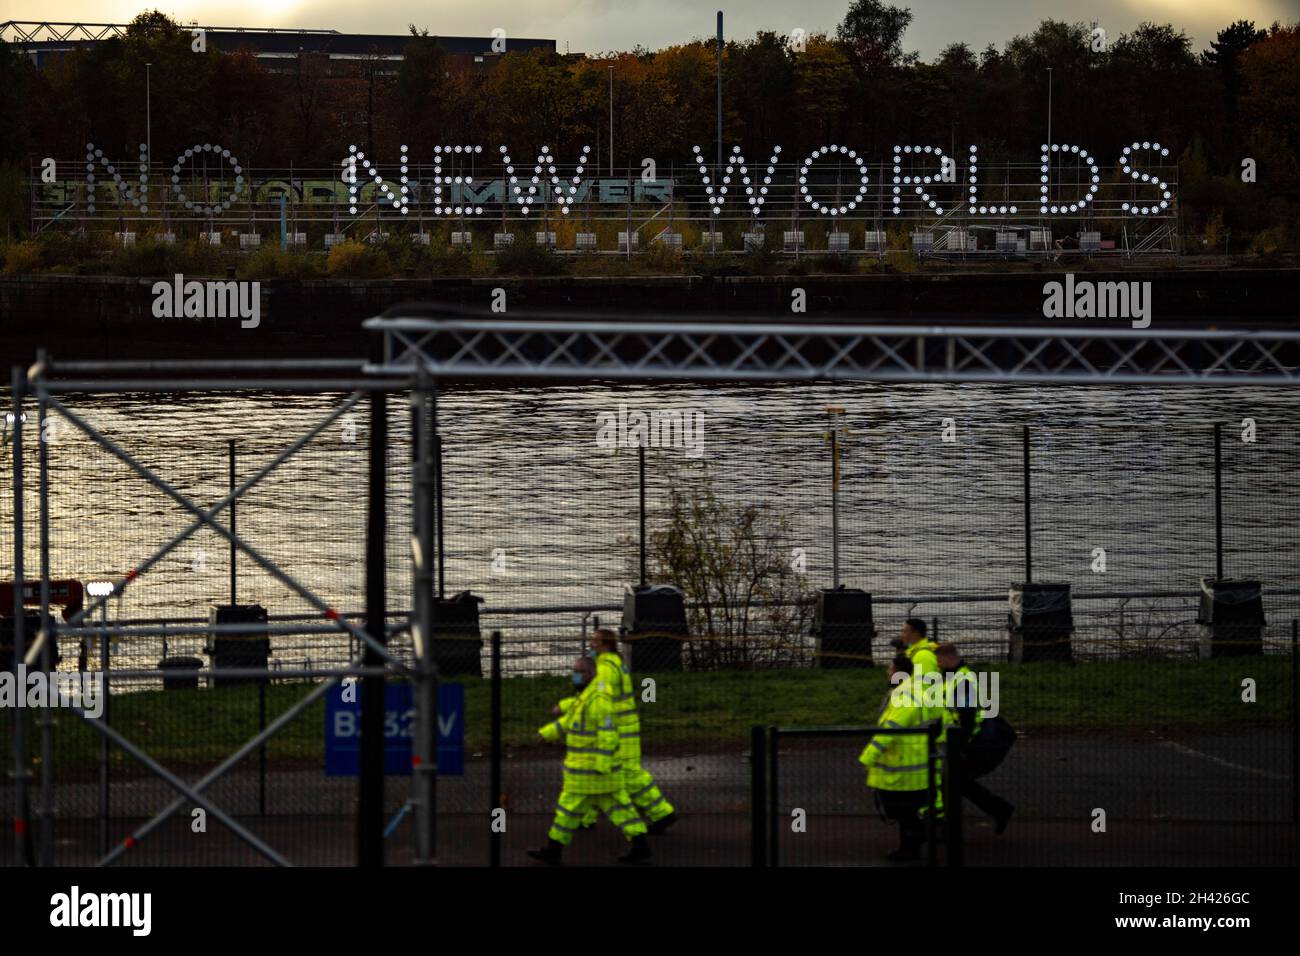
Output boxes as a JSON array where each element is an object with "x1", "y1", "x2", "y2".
[{"x1": 3, "y1": 382, "x2": 1297, "y2": 677}]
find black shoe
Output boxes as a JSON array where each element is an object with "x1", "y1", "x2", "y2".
[
  {"x1": 647, "y1": 812, "x2": 678, "y2": 836},
  {"x1": 617, "y1": 835, "x2": 653, "y2": 864},
  {"x1": 886, "y1": 846, "x2": 922, "y2": 863},
  {"x1": 527, "y1": 838, "x2": 564, "y2": 865},
  {"x1": 994, "y1": 806, "x2": 1014, "y2": 835}
]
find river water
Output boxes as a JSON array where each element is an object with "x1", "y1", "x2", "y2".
[{"x1": 5, "y1": 381, "x2": 1297, "y2": 674}]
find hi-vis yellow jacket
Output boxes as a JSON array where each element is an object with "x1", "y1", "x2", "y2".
[
  {"x1": 941, "y1": 663, "x2": 985, "y2": 738},
  {"x1": 538, "y1": 677, "x2": 621, "y2": 794},
  {"x1": 595, "y1": 651, "x2": 643, "y2": 766},
  {"x1": 905, "y1": 638, "x2": 945, "y2": 724},
  {"x1": 859, "y1": 677, "x2": 932, "y2": 792}
]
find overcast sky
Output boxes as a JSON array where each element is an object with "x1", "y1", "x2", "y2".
[{"x1": 4, "y1": 0, "x2": 1294, "y2": 58}]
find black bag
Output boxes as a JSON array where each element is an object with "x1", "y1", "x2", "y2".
[{"x1": 965, "y1": 715, "x2": 1016, "y2": 778}]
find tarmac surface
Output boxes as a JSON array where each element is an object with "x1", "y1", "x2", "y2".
[{"x1": 3, "y1": 727, "x2": 1294, "y2": 866}]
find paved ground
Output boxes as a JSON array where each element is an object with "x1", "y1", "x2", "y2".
[{"x1": 3, "y1": 728, "x2": 1295, "y2": 866}]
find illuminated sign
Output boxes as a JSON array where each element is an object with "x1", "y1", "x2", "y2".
[{"x1": 67, "y1": 136, "x2": 1176, "y2": 220}]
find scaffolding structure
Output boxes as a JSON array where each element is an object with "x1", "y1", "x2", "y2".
[{"x1": 8, "y1": 310, "x2": 1298, "y2": 866}]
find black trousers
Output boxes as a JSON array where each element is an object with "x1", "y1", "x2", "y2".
[
  {"x1": 958, "y1": 736, "x2": 1013, "y2": 820},
  {"x1": 878, "y1": 789, "x2": 928, "y2": 850}
]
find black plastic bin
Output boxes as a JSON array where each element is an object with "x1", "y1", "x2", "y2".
[
  {"x1": 1008, "y1": 583, "x2": 1074, "y2": 663},
  {"x1": 812, "y1": 586, "x2": 876, "y2": 668},
  {"x1": 0, "y1": 611, "x2": 59, "y2": 673},
  {"x1": 1197, "y1": 578, "x2": 1265, "y2": 658},
  {"x1": 158, "y1": 656, "x2": 204, "y2": 690},
  {"x1": 207, "y1": 604, "x2": 270, "y2": 687},
  {"x1": 431, "y1": 591, "x2": 484, "y2": 677},
  {"x1": 622, "y1": 584, "x2": 688, "y2": 672}
]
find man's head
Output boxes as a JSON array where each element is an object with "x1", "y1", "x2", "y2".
[
  {"x1": 571, "y1": 656, "x2": 595, "y2": 688},
  {"x1": 887, "y1": 654, "x2": 913, "y2": 683},
  {"x1": 591, "y1": 627, "x2": 620, "y2": 656},
  {"x1": 935, "y1": 643, "x2": 960, "y2": 671},
  {"x1": 901, "y1": 618, "x2": 927, "y2": 646}
]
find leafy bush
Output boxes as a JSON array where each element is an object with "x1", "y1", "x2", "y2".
[
  {"x1": 398, "y1": 238, "x2": 437, "y2": 273},
  {"x1": 179, "y1": 239, "x2": 228, "y2": 276},
  {"x1": 438, "y1": 245, "x2": 474, "y2": 276},
  {"x1": 813, "y1": 253, "x2": 857, "y2": 274},
  {"x1": 107, "y1": 239, "x2": 188, "y2": 277},
  {"x1": 1249, "y1": 226, "x2": 1285, "y2": 256},
  {"x1": 642, "y1": 240, "x2": 684, "y2": 273},
  {"x1": 494, "y1": 234, "x2": 567, "y2": 276},
  {"x1": 326, "y1": 240, "x2": 392, "y2": 278},
  {"x1": 239, "y1": 245, "x2": 323, "y2": 280},
  {"x1": 741, "y1": 230, "x2": 780, "y2": 274},
  {"x1": 36, "y1": 232, "x2": 104, "y2": 271},
  {"x1": 1, "y1": 241, "x2": 44, "y2": 275},
  {"x1": 633, "y1": 462, "x2": 818, "y2": 669},
  {"x1": 887, "y1": 251, "x2": 920, "y2": 273}
]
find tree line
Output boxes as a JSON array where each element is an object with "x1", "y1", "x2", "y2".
[{"x1": 0, "y1": 3, "x2": 1296, "y2": 246}]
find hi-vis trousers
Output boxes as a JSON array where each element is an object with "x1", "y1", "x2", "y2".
[
  {"x1": 550, "y1": 788, "x2": 648, "y2": 845},
  {"x1": 581, "y1": 765, "x2": 675, "y2": 826}
]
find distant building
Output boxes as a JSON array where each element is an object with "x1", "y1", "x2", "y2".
[{"x1": 1, "y1": 22, "x2": 560, "y2": 73}]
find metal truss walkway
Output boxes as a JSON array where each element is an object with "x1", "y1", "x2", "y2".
[{"x1": 365, "y1": 308, "x2": 1300, "y2": 385}]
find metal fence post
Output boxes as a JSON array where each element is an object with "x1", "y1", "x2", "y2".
[
  {"x1": 229, "y1": 439, "x2": 237, "y2": 605},
  {"x1": 434, "y1": 387, "x2": 445, "y2": 599},
  {"x1": 1022, "y1": 425, "x2": 1032, "y2": 583},
  {"x1": 258, "y1": 678, "x2": 267, "y2": 816},
  {"x1": 829, "y1": 411, "x2": 841, "y2": 588},
  {"x1": 768, "y1": 726, "x2": 779, "y2": 867},
  {"x1": 1292, "y1": 618, "x2": 1298, "y2": 824},
  {"x1": 638, "y1": 444, "x2": 646, "y2": 587},
  {"x1": 490, "y1": 630, "x2": 502, "y2": 867},
  {"x1": 1214, "y1": 422, "x2": 1224, "y2": 580},
  {"x1": 750, "y1": 725, "x2": 766, "y2": 867},
  {"x1": 926, "y1": 725, "x2": 938, "y2": 868},
  {"x1": 946, "y1": 726, "x2": 964, "y2": 867},
  {"x1": 98, "y1": 601, "x2": 110, "y2": 856}
]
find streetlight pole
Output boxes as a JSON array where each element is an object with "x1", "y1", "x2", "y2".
[
  {"x1": 716, "y1": 11, "x2": 723, "y2": 172},
  {"x1": 145, "y1": 62, "x2": 152, "y2": 166},
  {"x1": 1045, "y1": 67, "x2": 1053, "y2": 204},
  {"x1": 1046, "y1": 67, "x2": 1052, "y2": 146}
]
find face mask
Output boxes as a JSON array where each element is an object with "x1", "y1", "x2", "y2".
[{"x1": 571, "y1": 672, "x2": 585, "y2": 686}]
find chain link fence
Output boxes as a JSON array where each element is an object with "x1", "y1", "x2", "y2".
[{"x1": 2, "y1": 384, "x2": 1297, "y2": 865}]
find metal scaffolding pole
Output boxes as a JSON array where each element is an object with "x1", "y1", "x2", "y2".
[
  {"x1": 35, "y1": 355, "x2": 53, "y2": 865},
  {"x1": 410, "y1": 370, "x2": 439, "y2": 865},
  {"x1": 359, "y1": 347, "x2": 388, "y2": 866},
  {"x1": 56, "y1": 388, "x2": 364, "y2": 629},
  {"x1": 43, "y1": 394, "x2": 401, "y2": 669},
  {"x1": 96, "y1": 656, "x2": 367, "y2": 866},
  {"x1": 10, "y1": 366, "x2": 32, "y2": 865},
  {"x1": 69, "y1": 702, "x2": 291, "y2": 866}
]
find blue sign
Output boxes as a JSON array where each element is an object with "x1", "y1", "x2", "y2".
[{"x1": 325, "y1": 682, "x2": 464, "y2": 777}]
